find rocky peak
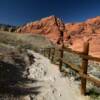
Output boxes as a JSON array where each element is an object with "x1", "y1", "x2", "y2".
[
  {"x1": 65, "y1": 16, "x2": 100, "y2": 36},
  {"x1": 16, "y1": 15, "x2": 65, "y2": 43},
  {"x1": 86, "y1": 16, "x2": 100, "y2": 24}
]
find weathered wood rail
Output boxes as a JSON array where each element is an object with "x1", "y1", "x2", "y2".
[{"x1": 40, "y1": 42, "x2": 100, "y2": 95}]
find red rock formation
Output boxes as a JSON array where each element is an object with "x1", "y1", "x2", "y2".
[
  {"x1": 16, "y1": 16, "x2": 100, "y2": 57},
  {"x1": 65, "y1": 16, "x2": 100, "y2": 57},
  {"x1": 16, "y1": 16, "x2": 66, "y2": 44}
]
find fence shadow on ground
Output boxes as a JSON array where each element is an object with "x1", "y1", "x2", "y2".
[{"x1": 0, "y1": 61, "x2": 41, "y2": 97}]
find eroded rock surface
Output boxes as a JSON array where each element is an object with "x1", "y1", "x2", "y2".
[
  {"x1": 16, "y1": 15, "x2": 66, "y2": 44},
  {"x1": 65, "y1": 16, "x2": 100, "y2": 57},
  {"x1": 16, "y1": 16, "x2": 100, "y2": 57}
]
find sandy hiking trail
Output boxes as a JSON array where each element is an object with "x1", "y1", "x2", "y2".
[{"x1": 25, "y1": 50, "x2": 89, "y2": 100}]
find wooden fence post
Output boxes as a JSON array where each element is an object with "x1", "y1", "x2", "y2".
[
  {"x1": 51, "y1": 48, "x2": 55, "y2": 62},
  {"x1": 81, "y1": 42, "x2": 89, "y2": 95},
  {"x1": 48, "y1": 48, "x2": 51, "y2": 59},
  {"x1": 43, "y1": 49, "x2": 45, "y2": 56},
  {"x1": 59, "y1": 45, "x2": 64, "y2": 72}
]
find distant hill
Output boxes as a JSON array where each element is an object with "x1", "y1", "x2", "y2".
[{"x1": 0, "y1": 24, "x2": 17, "y2": 32}]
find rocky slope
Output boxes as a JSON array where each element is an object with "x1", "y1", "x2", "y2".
[
  {"x1": 16, "y1": 16, "x2": 100, "y2": 57},
  {"x1": 16, "y1": 16, "x2": 66, "y2": 44},
  {"x1": 65, "y1": 16, "x2": 100, "y2": 57}
]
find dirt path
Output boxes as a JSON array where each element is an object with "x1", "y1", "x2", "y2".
[
  {"x1": 26, "y1": 50, "x2": 90, "y2": 100},
  {"x1": 39, "y1": 64, "x2": 89, "y2": 100}
]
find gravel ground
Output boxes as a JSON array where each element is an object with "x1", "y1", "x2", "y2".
[{"x1": 20, "y1": 50, "x2": 89, "y2": 100}]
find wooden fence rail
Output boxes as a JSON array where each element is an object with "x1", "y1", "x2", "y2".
[{"x1": 40, "y1": 42, "x2": 100, "y2": 95}]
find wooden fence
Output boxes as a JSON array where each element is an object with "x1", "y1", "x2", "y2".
[{"x1": 41, "y1": 42, "x2": 100, "y2": 95}]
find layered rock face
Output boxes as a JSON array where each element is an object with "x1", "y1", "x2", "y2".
[
  {"x1": 65, "y1": 16, "x2": 100, "y2": 57},
  {"x1": 16, "y1": 16, "x2": 66, "y2": 44},
  {"x1": 16, "y1": 16, "x2": 100, "y2": 57}
]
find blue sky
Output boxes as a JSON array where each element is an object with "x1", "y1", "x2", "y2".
[{"x1": 0, "y1": 0, "x2": 100, "y2": 25}]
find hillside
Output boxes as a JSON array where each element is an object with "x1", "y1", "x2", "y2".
[
  {"x1": 0, "y1": 25, "x2": 99, "y2": 100},
  {"x1": 0, "y1": 31, "x2": 53, "y2": 50},
  {"x1": 16, "y1": 16, "x2": 100, "y2": 57},
  {"x1": 16, "y1": 16, "x2": 66, "y2": 44},
  {"x1": 0, "y1": 24, "x2": 17, "y2": 32},
  {"x1": 65, "y1": 16, "x2": 100, "y2": 57}
]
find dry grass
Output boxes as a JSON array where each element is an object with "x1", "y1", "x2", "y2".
[{"x1": 0, "y1": 31, "x2": 53, "y2": 50}]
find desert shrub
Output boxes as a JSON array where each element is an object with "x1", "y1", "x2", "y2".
[
  {"x1": 88, "y1": 88, "x2": 100, "y2": 100},
  {"x1": 0, "y1": 31, "x2": 53, "y2": 50}
]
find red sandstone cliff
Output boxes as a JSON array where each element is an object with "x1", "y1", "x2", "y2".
[
  {"x1": 65, "y1": 16, "x2": 100, "y2": 57},
  {"x1": 16, "y1": 16, "x2": 66, "y2": 44},
  {"x1": 16, "y1": 16, "x2": 100, "y2": 57}
]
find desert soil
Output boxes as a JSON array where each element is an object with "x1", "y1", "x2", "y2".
[{"x1": 23, "y1": 50, "x2": 90, "y2": 100}]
